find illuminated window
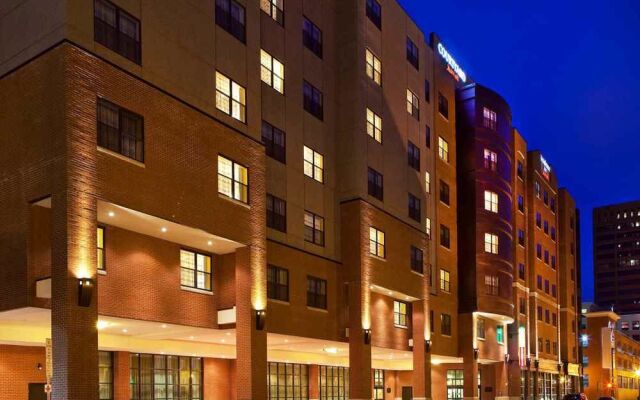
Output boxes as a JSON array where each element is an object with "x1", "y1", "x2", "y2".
[
  {"x1": 484, "y1": 149, "x2": 497, "y2": 171},
  {"x1": 130, "y1": 354, "x2": 202, "y2": 399},
  {"x1": 94, "y1": 0, "x2": 141, "y2": 64},
  {"x1": 218, "y1": 155, "x2": 248, "y2": 203},
  {"x1": 268, "y1": 362, "x2": 309, "y2": 400},
  {"x1": 303, "y1": 81, "x2": 323, "y2": 120},
  {"x1": 215, "y1": 0, "x2": 246, "y2": 43},
  {"x1": 446, "y1": 370, "x2": 463, "y2": 400},
  {"x1": 319, "y1": 365, "x2": 348, "y2": 399},
  {"x1": 406, "y1": 37, "x2": 419, "y2": 69},
  {"x1": 408, "y1": 141, "x2": 420, "y2": 170},
  {"x1": 407, "y1": 89, "x2": 419, "y2": 119},
  {"x1": 485, "y1": 275, "x2": 499, "y2": 295},
  {"x1": 373, "y1": 370, "x2": 385, "y2": 400},
  {"x1": 307, "y1": 276, "x2": 327, "y2": 309},
  {"x1": 260, "y1": 49, "x2": 284, "y2": 94},
  {"x1": 97, "y1": 227, "x2": 105, "y2": 271},
  {"x1": 441, "y1": 313, "x2": 452, "y2": 336},
  {"x1": 496, "y1": 325, "x2": 504, "y2": 343},
  {"x1": 180, "y1": 249, "x2": 212, "y2": 291},
  {"x1": 368, "y1": 167, "x2": 383, "y2": 200},
  {"x1": 260, "y1": 0, "x2": 283, "y2": 25},
  {"x1": 303, "y1": 146, "x2": 324, "y2": 183},
  {"x1": 303, "y1": 17, "x2": 322, "y2": 58},
  {"x1": 215, "y1": 71, "x2": 246, "y2": 122},
  {"x1": 98, "y1": 351, "x2": 113, "y2": 400},
  {"x1": 267, "y1": 265, "x2": 289, "y2": 302},
  {"x1": 304, "y1": 211, "x2": 324, "y2": 246},
  {"x1": 366, "y1": 108, "x2": 382, "y2": 142},
  {"x1": 439, "y1": 137, "x2": 449, "y2": 162},
  {"x1": 366, "y1": 48, "x2": 381, "y2": 85},
  {"x1": 369, "y1": 227, "x2": 385, "y2": 258},
  {"x1": 97, "y1": 98, "x2": 144, "y2": 163},
  {"x1": 484, "y1": 233, "x2": 499, "y2": 254},
  {"x1": 440, "y1": 269, "x2": 450, "y2": 292},
  {"x1": 484, "y1": 190, "x2": 498, "y2": 213},
  {"x1": 483, "y1": 107, "x2": 497, "y2": 130},
  {"x1": 477, "y1": 318, "x2": 485, "y2": 339},
  {"x1": 426, "y1": 218, "x2": 431, "y2": 238},
  {"x1": 394, "y1": 301, "x2": 408, "y2": 327},
  {"x1": 410, "y1": 246, "x2": 423, "y2": 274},
  {"x1": 425, "y1": 172, "x2": 431, "y2": 193}
]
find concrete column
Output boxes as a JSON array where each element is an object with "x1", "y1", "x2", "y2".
[
  {"x1": 463, "y1": 355, "x2": 479, "y2": 400},
  {"x1": 309, "y1": 365, "x2": 319, "y2": 400},
  {"x1": 235, "y1": 246, "x2": 267, "y2": 400},
  {"x1": 412, "y1": 301, "x2": 432, "y2": 400},
  {"x1": 113, "y1": 352, "x2": 130, "y2": 400}
]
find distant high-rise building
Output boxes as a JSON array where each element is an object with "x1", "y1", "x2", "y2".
[{"x1": 593, "y1": 201, "x2": 640, "y2": 314}]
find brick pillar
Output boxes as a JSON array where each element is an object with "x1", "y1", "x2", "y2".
[
  {"x1": 460, "y1": 313, "x2": 478, "y2": 400},
  {"x1": 348, "y1": 280, "x2": 372, "y2": 400},
  {"x1": 113, "y1": 352, "x2": 130, "y2": 400},
  {"x1": 507, "y1": 363, "x2": 522, "y2": 399},
  {"x1": 309, "y1": 364, "x2": 319, "y2": 400},
  {"x1": 494, "y1": 361, "x2": 509, "y2": 398},
  {"x1": 50, "y1": 83, "x2": 98, "y2": 400},
  {"x1": 412, "y1": 301, "x2": 432, "y2": 400},
  {"x1": 235, "y1": 246, "x2": 267, "y2": 400}
]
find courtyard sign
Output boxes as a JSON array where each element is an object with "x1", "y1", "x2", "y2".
[{"x1": 437, "y1": 42, "x2": 467, "y2": 83}]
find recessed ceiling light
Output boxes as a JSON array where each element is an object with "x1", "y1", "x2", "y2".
[
  {"x1": 207, "y1": 240, "x2": 213, "y2": 246},
  {"x1": 323, "y1": 347, "x2": 338, "y2": 354},
  {"x1": 96, "y1": 320, "x2": 109, "y2": 330},
  {"x1": 161, "y1": 227, "x2": 167, "y2": 233},
  {"x1": 161, "y1": 324, "x2": 167, "y2": 328},
  {"x1": 189, "y1": 336, "x2": 195, "y2": 340},
  {"x1": 284, "y1": 339, "x2": 289, "y2": 343},
  {"x1": 226, "y1": 332, "x2": 231, "y2": 336},
  {"x1": 221, "y1": 339, "x2": 226, "y2": 343},
  {"x1": 107, "y1": 211, "x2": 115, "y2": 218},
  {"x1": 122, "y1": 329, "x2": 128, "y2": 333}
]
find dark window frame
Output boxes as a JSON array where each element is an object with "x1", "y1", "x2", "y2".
[
  {"x1": 94, "y1": 0, "x2": 141, "y2": 64},
  {"x1": 410, "y1": 245, "x2": 423, "y2": 274},
  {"x1": 368, "y1": 167, "x2": 384, "y2": 201},
  {"x1": 98, "y1": 351, "x2": 113, "y2": 400},
  {"x1": 440, "y1": 224, "x2": 451, "y2": 249},
  {"x1": 304, "y1": 211, "x2": 325, "y2": 246},
  {"x1": 303, "y1": 81, "x2": 323, "y2": 120},
  {"x1": 408, "y1": 193, "x2": 421, "y2": 222},
  {"x1": 366, "y1": 0, "x2": 382, "y2": 29},
  {"x1": 303, "y1": 17, "x2": 323, "y2": 58},
  {"x1": 261, "y1": 0, "x2": 284, "y2": 25},
  {"x1": 180, "y1": 248, "x2": 213, "y2": 292},
  {"x1": 262, "y1": 120, "x2": 286, "y2": 163},
  {"x1": 215, "y1": 0, "x2": 246, "y2": 43},
  {"x1": 441, "y1": 313, "x2": 452, "y2": 336},
  {"x1": 406, "y1": 37, "x2": 419, "y2": 69},
  {"x1": 438, "y1": 92, "x2": 449, "y2": 119},
  {"x1": 267, "y1": 265, "x2": 289, "y2": 302},
  {"x1": 440, "y1": 180, "x2": 450, "y2": 205},
  {"x1": 266, "y1": 194, "x2": 287, "y2": 232},
  {"x1": 130, "y1": 353, "x2": 202, "y2": 400},
  {"x1": 97, "y1": 98, "x2": 144, "y2": 163},
  {"x1": 307, "y1": 276, "x2": 327, "y2": 309}
]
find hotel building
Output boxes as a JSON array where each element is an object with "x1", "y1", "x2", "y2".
[{"x1": 0, "y1": 0, "x2": 580, "y2": 399}]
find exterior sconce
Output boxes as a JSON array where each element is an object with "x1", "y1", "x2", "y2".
[
  {"x1": 36, "y1": 363, "x2": 43, "y2": 371},
  {"x1": 504, "y1": 353, "x2": 510, "y2": 364},
  {"x1": 425, "y1": 339, "x2": 431, "y2": 353},
  {"x1": 255, "y1": 310, "x2": 266, "y2": 331},
  {"x1": 534, "y1": 359, "x2": 540, "y2": 370},
  {"x1": 78, "y1": 278, "x2": 94, "y2": 307},
  {"x1": 526, "y1": 357, "x2": 531, "y2": 368},
  {"x1": 557, "y1": 363, "x2": 563, "y2": 373},
  {"x1": 473, "y1": 348, "x2": 479, "y2": 360},
  {"x1": 364, "y1": 329, "x2": 372, "y2": 345}
]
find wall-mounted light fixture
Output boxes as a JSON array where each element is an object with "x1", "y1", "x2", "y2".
[
  {"x1": 255, "y1": 310, "x2": 266, "y2": 331},
  {"x1": 425, "y1": 339, "x2": 431, "y2": 353},
  {"x1": 526, "y1": 357, "x2": 531, "y2": 368},
  {"x1": 364, "y1": 329, "x2": 372, "y2": 345},
  {"x1": 504, "y1": 353, "x2": 510, "y2": 364},
  {"x1": 78, "y1": 278, "x2": 94, "y2": 307},
  {"x1": 534, "y1": 359, "x2": 539, "y2": 370},
  {"x1": 473, "y1": 348, "x2": 479, "y2": 360},
  {"x1": 36, "y1": 363, "x2": 43, "y2": 371}
]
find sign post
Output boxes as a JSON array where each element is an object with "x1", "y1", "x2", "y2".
[{"x1": 45, "y1": 338, "x2": 52, "y2": 399}]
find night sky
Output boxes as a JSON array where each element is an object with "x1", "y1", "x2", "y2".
[{"x1": 397, "y1": 0, "x2": 640, "y2": 301}]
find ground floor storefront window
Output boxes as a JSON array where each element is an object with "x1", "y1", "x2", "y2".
[
  {"x1": 130, "y1": 353, "x2": 202, "y2": 399},
  {"x1": 446, "y1": 370, "x2": 463, "y2": 400},
  {"x1": 537, "y1": 372, "x2": 558, "y2": 400},
  {"x1": 373, "y1": 369, "x2": 384, "y2": 400},
  {"x1": 99, "y1": 351, "x2": 113, "y2": 400},
  {"x1": 319, "y1": 365, "x2": 349, "y2": 400},
  {"x1": 268, "y1": 362, "x2": 309, "y2": 399}
]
